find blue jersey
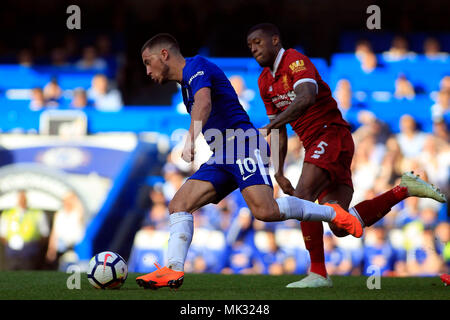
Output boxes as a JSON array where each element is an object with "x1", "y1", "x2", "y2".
[
  {"x1": 182, "y1": 56, "x2": 273, "y2": 200},
  {"x1": 181, "y1": 56, "x2": 254, "y2": 138}
]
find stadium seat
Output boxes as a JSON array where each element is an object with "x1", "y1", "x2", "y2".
[
  {"x1": 329, "y1": 68, "x2": 397, "y2": 94},
  {"x1": 366, "y1": 95, "x2": 434, "y2": 132},
  {"x1": 330, "y1": 53, "x2": 361, "y2": 73},
  {"x1": 0, "y1": 65, "x2": 51, "y2": 89},
  {"x1": 381, "y1": 56, "x2": 450, "y2": 93},
  {"x1": 56, "y1": 72, "x2": 97, "y2": 90},
  {"x1": 310, "y1": 57, "x2": 329, "y2": 82}
]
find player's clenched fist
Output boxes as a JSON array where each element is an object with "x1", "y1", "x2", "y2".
[
  {"x1": 274, "y1": 173, "x2": 295, "y2": 196},
  {"x1": 182, "y1": 139, "x2": 195, "y2": 163}
]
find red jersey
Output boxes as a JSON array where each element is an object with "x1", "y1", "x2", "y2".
[{"x1": 258, "y1": 48, "x2": 350, "y2": 149}]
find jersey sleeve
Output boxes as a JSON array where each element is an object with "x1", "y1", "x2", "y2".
[
  {"x1": 188, "y1": 59, "x2": 212, "y2": 96},
  {"x1": 258, "y1": 75, "x2": 279, "y2": 120},
  {"x1": 285, "y1": 51, "x2": 319, "y2": 94}
]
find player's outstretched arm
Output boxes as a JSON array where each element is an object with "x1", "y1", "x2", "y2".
[
  {"x1": 265, "y1": 82, "x2": 316, "y2": 131},
  {"x1": 182, "y1": 87, "x2": 212, "y2": 162}
]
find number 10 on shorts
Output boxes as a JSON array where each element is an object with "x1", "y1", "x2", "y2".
[
  {"x1": 236, "y1": 157, "x2": 257, "y2": 175},
  {"x1": 311, "y1": 141, "x2": 328, "y2": 159}
]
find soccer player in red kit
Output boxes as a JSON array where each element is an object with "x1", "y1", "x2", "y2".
[{"x1": 247, "y1": 23, "x2": 447, "y2": 288}]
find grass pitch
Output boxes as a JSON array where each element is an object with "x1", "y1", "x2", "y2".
[{"x1": 0, "y1": 271, "x2": 448, "y2": 300}]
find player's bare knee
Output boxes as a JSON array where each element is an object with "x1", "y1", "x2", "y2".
[
  {"x1": 295, "y1": 186, "x2": 319, "y2": 201},
  {"x1": 252, "y1": 207, "x2": 278, "y2": 222},
  {"x1": 167, "y1": 200, "x2": 180, "y2": 214},
  {"x1": 168, "y1": 198, "x2": 190, "y2": 214}
]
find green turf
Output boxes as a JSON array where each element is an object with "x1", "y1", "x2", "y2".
[{"x1": 0, "y1": 271, "x2": 448, "y2": 300}]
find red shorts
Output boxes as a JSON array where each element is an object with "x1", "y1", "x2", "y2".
[{"x1": 303, "y1": 124, "x2": 354, "y2": 199}]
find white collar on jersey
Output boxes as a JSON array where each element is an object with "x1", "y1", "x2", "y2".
[{"x1": 271, "y1": 47, "x2": 285, "y2": 77}]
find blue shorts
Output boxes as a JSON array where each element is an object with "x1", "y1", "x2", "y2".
[{"x1": 189, "y1": 131, "x2": 273, "y2": 203}]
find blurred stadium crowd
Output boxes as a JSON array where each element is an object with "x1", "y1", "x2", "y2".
[
  {"x1": 1, "y1": 33, "x2": 124, "y2": 113},
  {"x1": 0, "y1": 1, "x2": 449, "y2": 276}
]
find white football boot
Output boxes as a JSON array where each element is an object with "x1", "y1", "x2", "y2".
[
  {"x1": 286, "y1": 272, "x2": 333, "y2": 288},
  {"x1": 399, "y1": 171, "x2": 447, "y2": 203}
]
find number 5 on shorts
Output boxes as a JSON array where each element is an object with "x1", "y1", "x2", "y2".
[{"x1": 311, "y1": 141, "x2": 328, "y2": 159}]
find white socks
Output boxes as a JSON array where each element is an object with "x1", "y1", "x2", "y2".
[
  {"x1": 166, "y1": 211, "x2": 193, "y2": 272},
  {"x1": 276, "y1": 196, "x2": 336, "y2": 222}
]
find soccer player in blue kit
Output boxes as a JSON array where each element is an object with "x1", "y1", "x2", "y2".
[{"x1": 136, "y1": 33, "x2": 363, "y2": 289}]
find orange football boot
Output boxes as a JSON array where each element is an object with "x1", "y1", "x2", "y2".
[
  {"x1": 325, "y1": 203, "x2": 363, "y2": 238},
  {"x1": 136, "y1": 262, "x2": 184, "y2": 290}
]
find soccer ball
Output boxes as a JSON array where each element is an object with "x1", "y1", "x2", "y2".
[{"x1": 87, "y1": 251, "x2": 128, "y2": 289}]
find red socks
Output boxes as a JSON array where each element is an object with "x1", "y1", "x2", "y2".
[
  {"x1": 300, "y1": 221, "x2": 327, "y2": 278},
  {"x1": 299, "y1": 185, "x2": 408, "y2": 278},
  {"x1": 353, "y1": 185, "x2": 409, "y2": 227}
]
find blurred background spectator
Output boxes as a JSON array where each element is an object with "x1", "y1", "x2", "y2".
[
  {"x1": 334, "y1": 79, "x2": 354, "y2": 119},
  {"x1": 431, "y1": 88, "x2": 450, "y2": 122},
  {"x1": 383, "y1": 35, "x2": 416, "y2": 61},
  {"x1": 355, "y1": 39, "x2": 373, "y2": 60},
  {"x1": 50, "y1": 47, "x2": 69, "y2": 67},
  {"x1": 87, "y1": 74, "x2": 123, "y2": 111},
  {"x1": 0, "y1": 190, "x2": 49, "y2": 270},
  {"x1": 228, "y1": 75, "x2": 255, "y2": 112},
  {"x1": 254, "y1": 230, "x2": 285, "y2": 275},
  {"x1": 43, "y1": 78, "x2": 62, "y2": 108},
  {"x1": 17, "y1": 49, "x2": 33, "y2": 67},
  {"x1": 423, "y1": 37, "x2": 448, "y2": 59},
  {"x1": 140, "y1": 185, "x2": 170, "y2": 232},
  {"x1": 353, "y1": 110, "x2": 392, "y2": 145},
  {"x1": 435, "y1": 222, "x2": 450, "y2": 269},
  {"x1": 418, "y1": 135, "x2": 449, "y2": 191},
  {"x1": 29, "y1": 87, "x2": 46, "y2": 111},
  {"x1": 394, "y1": 74, "x2": 416, "y2": 100},
  {"x1": 75, "y1": 46, "x2": 108, "y2": 71},
  {"x1": 360, "y1": 51, "x2": 378, "y2": 73},
  {"x1": 405, "y1": 228, "x2": 446, "y2": 276},
  {"x1": 45, "y1": 192, "x2": 85, "y2": 269},
  {"x1": 396, "y1": 114, "x2": 428, "y2": 158},
  {"x1": 432, "y1": 120, "x2": 449, "y2": 143},
  {"x1": 362, "y1": 226, "x2": 397, "y2": 276},
  {"x1": 440, "y1": 76, "x2": 450, "y2": 92},
  {"x1": 324, "y1": 231, "x2": 353, "y2": 275},
  {"x1": 70, "y1": 88, "x2": 89, "y2": 109},
  {"x1": 221, "y1": 208, "x2": 260, "y2": 275}
]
